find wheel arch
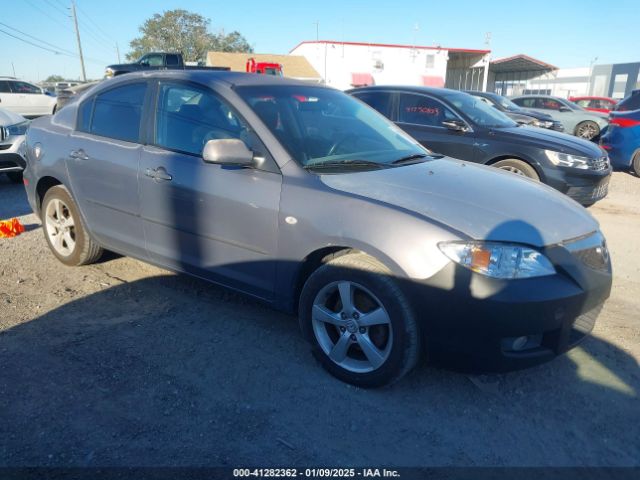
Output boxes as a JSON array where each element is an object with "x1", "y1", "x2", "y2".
[{"x1": 35, "y1": 176, "x2": 63, "y2": 216}]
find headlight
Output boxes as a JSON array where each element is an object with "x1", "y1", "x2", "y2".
[
  {"x1": 544, "y1": 150, "x2": 590, "y2": 169},
  {"x1": 538, "y1": 120, "x2": 553, "y2": 128},
  {"x1": 438, "y1": 241, "x2": 556, "y2": 279},
  {"x1": 105, "y1": 67, "x2": 114, "y2": 78},
  {"x1": 6, "y1": 121, "x2": 29, "y2": 136}
]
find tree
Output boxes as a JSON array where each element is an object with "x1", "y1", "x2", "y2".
[
  {"x1": 45, "y1": 75, "x2": 65, "y2": 83},
  {"x1": 126, "y1": 9, "x2": 253, "y2": 62}
]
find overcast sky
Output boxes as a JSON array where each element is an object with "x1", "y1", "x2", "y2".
[{"x1": 1, "y1": 0, "x2": 638, "y2": 82}]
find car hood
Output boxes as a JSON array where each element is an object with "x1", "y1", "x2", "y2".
[
  {"x1": 514, "y1": 108, "x2": 553, "y2": 121},
  {"x1": 494, "y1": 125, "x2": 604, "y2": 157},
  {"x1": 0, "y1": 107, "x2": 26, "y2": 126},
  {"x1": 320, "y1": 158, "x2": 598, "y2": 247}
]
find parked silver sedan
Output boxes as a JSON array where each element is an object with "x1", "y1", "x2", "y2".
[
  {"x1": 511, "y1": 95, "x2": 608, "y2": 140},
  {"x1": 23, "y1": 72, "x2": 612, "y2": 387}
]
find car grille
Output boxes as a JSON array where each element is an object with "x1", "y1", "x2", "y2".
[
  {"x1": 563, "y1": 231, "x2": 611, "y2": 273},
  {"x1": 588, "y1": 156, "x2": 609, "y2": 171}
]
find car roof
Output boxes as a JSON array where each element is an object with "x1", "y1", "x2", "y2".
[
  {"x1": 349, "y1": 85, "x2": 467, "y2": 98},
  {"x1": 100, "y1": 70, "x2": 321, "y2": 89}
]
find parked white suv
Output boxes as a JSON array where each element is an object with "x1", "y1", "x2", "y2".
[
  {"x1": 0, "y1": 77, "x2": 57, "y2": 117},
  {"x1": 0, "y1": 106, "x2": 28, "y2": 183}
]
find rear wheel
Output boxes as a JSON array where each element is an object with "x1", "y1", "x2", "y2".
[
  {"x1": 575, "y1": 120, "x2": 600, "y2": 140},
  {"x1": 491, "y1": 159, "x2": 540, "y2": 180},
  {"x1": 41, "y1": 185, "x2": 103, "y2": 266},
  {"x1": 299, "y1": 252, "x2": 420, "y2": 388},
  {"x1": 6, "y1": 172, "x2": 23, "y2": 184}
]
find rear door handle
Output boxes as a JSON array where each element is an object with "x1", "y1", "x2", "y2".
[
  {"x1": 69, "y1": 149, "x2": 90, "y2": 161},
  {"x1": 145, "y1": 166, "x2": 172, "y2": 182}
]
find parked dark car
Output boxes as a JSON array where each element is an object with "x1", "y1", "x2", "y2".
[
  {"x1": 105, "y1": 52, "x2": 229, "y2": 78},
  {"x1": 465, "y1": 91, "x2": 564, "y2": 131},
  {"x1": 349, "y1": 86, "x2": 611, "y2": 206},
  {"x1": 24, "y1": 71, "x2": 612, "y2": 387}
]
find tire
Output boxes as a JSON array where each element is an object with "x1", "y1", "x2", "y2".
[
  {"x1": 299, "y1": 252, "x2": 421, "y2": 388},
  {"x1": 491, "y1": 158, "x2": 540, "y2": 180},
  {"x1": 633, "y1": 152, "x2": 640, "y2": 177},
  {"x1": 574, "y1": 121, "x2": 600, "y2": 140},
  {"x1": 6, "y1": 172, "x2": 23, "y2": 184},
  {"x1": 41, "y1": 185, "x2": 103, "y2": 266}
]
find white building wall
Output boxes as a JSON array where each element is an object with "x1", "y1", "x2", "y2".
[
  {"x1": 290, "y1": 42, "x2": 450, "y2": 91},
  {"x1": 525, "y1": 67, "x2": 591, "y2": 98}
]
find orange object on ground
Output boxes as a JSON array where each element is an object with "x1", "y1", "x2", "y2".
[{"x1": 0, "y1": 218, "x2": 25, "y2": 238}]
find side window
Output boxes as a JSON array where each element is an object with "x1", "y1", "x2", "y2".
[
  {"x1": 155, "y1": 83, "x2": 249, "y2": 156},
  {"x1": 11, "y1": 81, "x2": 41, "y2": 94},
  {"x1": 165, "y1": 54, "x2": 180, "y2": 67},
  {"x1": 147, "y1": 54, "x2": 164, "y2": 67},
  {"x1": 575, "y1": 99, "x2": 590, "y2": 108},
  {"x1": 514, "y1": 98, "x2": 534, "y2": 108},
  {"x1": 90, "y1": 83, "x2": 147, "y2": 142},
  {"x1": 353, "y1": 91, "x2": 393, "y2": 118},
  {"x1": 398, "y1": 93, "x2": 453, "y2": 127},
  {"x1": 77, "y1": 98, "x2": 94, "y2": 132},
  {"x1": 0, "y1": 81, "x2": 11, "y2": 93},
  {"x1": 540, "y1": 98, "x2": 561, "y2": 110}
]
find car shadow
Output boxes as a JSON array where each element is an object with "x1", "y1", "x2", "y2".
[
  {"x1": 0, "y1": 266, "x2": 637, "y2": 467},
  {"x1": 0, "y1": 175, "x2": 34, "y2": 219}
]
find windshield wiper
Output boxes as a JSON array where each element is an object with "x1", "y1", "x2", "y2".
[
  {"x1": 303, "y1": 160, "x2": 388, "y2": 170},
  {"x1": 391, "y1": 153, "x2": 440, "y2": 165}
]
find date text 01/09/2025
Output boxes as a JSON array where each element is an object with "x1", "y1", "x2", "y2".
[{"x1": 232, "y1": 468, "x2": 401, "y2": 478}]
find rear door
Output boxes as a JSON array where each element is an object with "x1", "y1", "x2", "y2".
[
  {"x1": 395, "y1": 92, "x2": 477, "y2": 161},
  {"x1": 139, "y1": 80, "x2": 282, "y2": 299},
  {"x1": 6, "y1": 81, "x2": 35, "y2": 115},
  {"x1": 65, "y1": 81, "x2": 149, "y2": 257}
]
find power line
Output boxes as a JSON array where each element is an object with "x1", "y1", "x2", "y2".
[
  {"x1": 0, "y1": 21, "x2": 77, "y2": 57},
  {"x1": 75, "y1": 2, "x2": 116, "y2": 46},
  {"x1": 23, "y1": 0, "x2": 74, "y2": 34}
]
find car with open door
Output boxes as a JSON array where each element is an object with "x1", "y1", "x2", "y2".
[{"x1": 23, "y1": 71, "x2": 612, "y2": 387}]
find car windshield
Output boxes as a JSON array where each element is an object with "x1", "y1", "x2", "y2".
[
  {"x1": 236, "y1": 86, "x2": 428, "y2": 168},
  {"x1": 496, "y1": 96, "x2": 522, "y2": 111},
  {"x1": 446, "y1": 92, "x2": 517, "y2": 128}
]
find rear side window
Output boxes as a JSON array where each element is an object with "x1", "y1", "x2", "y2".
[
  {"x1": 513, "y1": 98, "x2": 535, "y2": 108},
  {"x1": 10, "y1": 81, "x2": 41, "y2": 94},
  {"x1": 398, "y1": 93, "x2": 455, "y2": 127},
  {"x1": 166, "y1": 54, "x2": 180, "y2": 66},
  {"x1": 85, "y1": 83, "x2": 147, "y2": 143},
  {"x1": 353, "y1": 91, "x2": 393, "y2": 118}
]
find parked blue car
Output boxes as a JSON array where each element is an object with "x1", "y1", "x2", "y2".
[{"x1": 600, "y1": 94, "x2": 640, "y2": 175}]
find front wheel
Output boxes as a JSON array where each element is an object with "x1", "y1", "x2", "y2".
[
  {"x1": 299, "y1": 252, "x2": 421, "y2": 388},
  {"x1": 491, "y1": 158, "x2": 540, "y2": 180},
  {"x1": 41, "y1": 185, "x2": 103, "y2": 266},
  {"x1": 633, "y1": 151, "x2": 640, "y2": 177},
  {"x1": 575, "y1": 121, "x2": 600, "y2": 140}
]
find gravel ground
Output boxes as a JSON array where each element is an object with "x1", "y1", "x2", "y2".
[{"x1": 0, "y1": 172, "x2": 638, "y2": 467}]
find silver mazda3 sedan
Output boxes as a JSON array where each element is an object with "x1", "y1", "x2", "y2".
[{"x1": 23, "y1": 71, "x2": 612, "y2": 387}]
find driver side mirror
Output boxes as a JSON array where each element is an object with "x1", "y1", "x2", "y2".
[
  {"x1": 442, "y1": 119, "x2": 470, "y2": 132},
  {"x1": 139, "y1": 60, "x2": 149, "y2": 66},
  {"x1": 203, "y1": 139, "x2": 255, "y2": 167},
  {"x1": 559, "y1": 106, "x2": 571, "y2": 112}
]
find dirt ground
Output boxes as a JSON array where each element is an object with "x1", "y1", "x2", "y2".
[{"x1": 0, "y1": 172, "x2": 638, "y2": 467}]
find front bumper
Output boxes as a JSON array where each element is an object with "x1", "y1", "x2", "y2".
[
  {"x1": 0, "y1": 135, "x2": 26, "y2": 173},
  {"x1": 409, "y1": 236, "x2": 612, "y2": 372},
  {"x1": 540, "y1": 163, "x2": 611, "y2": 205}
]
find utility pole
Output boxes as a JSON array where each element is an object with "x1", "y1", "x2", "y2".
[
  {"x1": 70, "y1": 0, "x2": 87, "y2": 82},
  {"x1": 116, "y1": 42, "x2": 121, "y2": 63}
]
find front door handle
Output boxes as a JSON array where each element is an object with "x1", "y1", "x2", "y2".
[
  {"x1": 69, "y1": 149, "x2": 90, "y2": 160},
  {"x1": 145, "y1": 166, "x2": 172, "y2": 182}
]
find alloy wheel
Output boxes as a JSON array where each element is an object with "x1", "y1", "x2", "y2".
[
  {"x1": 311, "y1": 280, "x2": 393, "y2": 373},
  {"x1": 45, "y1": 198, "x2": 76, "y2": 256},
  {"x1": 498, "y1": 165, "x2": 526, "y2": 176},
  {"x1": 577, "y1": 122, "x2": 598, "y2": 139}
]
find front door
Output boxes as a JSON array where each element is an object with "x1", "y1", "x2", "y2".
[
  {"x1": 139, "y1": 81, "x2": 282, "y2": 300},
  {"x1": 65, "y1": 81, "x2": 149, "y2": 258},
  {"x1": 395, "y1": 92, "x2": 478, "y2": 161}
]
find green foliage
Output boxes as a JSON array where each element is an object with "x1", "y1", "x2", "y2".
[
  {"x1": 45, "y1": 75, "x2": 65, "y2": 83},
  {"x1": 126, "y1": 9, "x2": 253, "y2": 62}
]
